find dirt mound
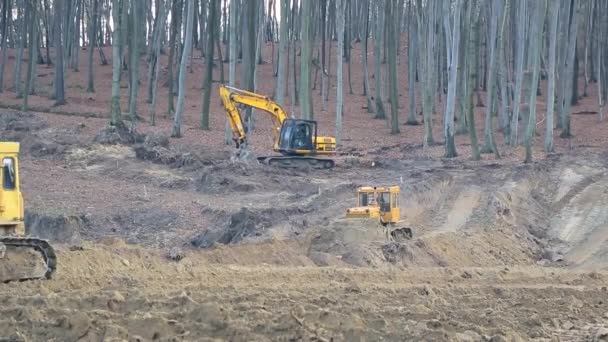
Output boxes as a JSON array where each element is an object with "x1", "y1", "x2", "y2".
[
  {"x1": 0, "y1": 110, "x2": 47, "y2": 132},
  {"x1": 133, "y1": 134, "x2": 226, "y2": 170},
  {"x1": 196, "y1": 161, "x2": 318, "y2": 196},
  {"x1": 24, "y1": 211, "x2": 85, "y2": 244},
  {"x1": 0, "y1": 111, "x2": 80, "y2": 158},
  {"x1": 191, "y1": 207, "x2": 307, "y2": 248},
  {"x1": 93, "y1": 124, "x2": 145, "y2": 145}
]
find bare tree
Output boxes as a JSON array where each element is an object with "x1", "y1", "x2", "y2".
[
  {"x1": 524, "y1": 0, "x2": 547, "y2": 163},
  {"x1": 545, "y1": 0, "x2": 560, "y2": 153},
  {"x1": 53, "y1": 0, "x2": 66, "y2": 105},
  {"x1": 387, "y1": 0, "x2": 400, "y2": 134},
  {"x1": 172, "y1": 0, "x2": 195, "y2": 137},
  {"x1": 443, "y1": 0, "x2": 463, "y2": 157},
  {"x1": 201, "y1": 0, "x2": 218, "y2": 130},
  {"x1": 335, "y1": 0, "x2": 345, "y2": 144},
  {"x1": 87, "y1": 0, "x2": 99, "y2": 93},
  {"x1": 373, "y1": 0, "x2": 386, "y2": 119},
  {"x1": 111, "y1": 0, "x2": 123, "y2": 126},
  {"x1": 300, "y1": 0, "x2": 313, "y2": 120}
]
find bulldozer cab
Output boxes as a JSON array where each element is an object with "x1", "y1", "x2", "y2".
[
  {"x1": 278, "y1": 119, "x2": 317, "y2": 155},
  {"x1": 377, "y1": 186, "x2": 400, "y2": 225},
  {"x1": 0, "y1": 142, "x2": 24, "y2": 235}
]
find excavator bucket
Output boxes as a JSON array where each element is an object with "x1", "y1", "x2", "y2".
[{"x1": 0, "y1": 238, "x2": 57, "y2": 283}]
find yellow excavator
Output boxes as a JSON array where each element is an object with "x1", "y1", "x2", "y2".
[
  {"x1": 0, "y1": 142, "x2": 56, "y2": 282},
  {"x1": 219, "y1": 85, "x2": 336, "y2": 169},
  {"x1": 346, "y1": 186, "x2": 413, "y2": 242}
]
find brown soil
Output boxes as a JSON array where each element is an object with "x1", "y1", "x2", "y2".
[{"x1": 0, "y1": 45, "x2": 607, "y2": 340}]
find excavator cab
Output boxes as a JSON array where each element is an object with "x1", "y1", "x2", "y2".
[{"x1": 278, "y1": 119, "x2": 317, "y2": 155}]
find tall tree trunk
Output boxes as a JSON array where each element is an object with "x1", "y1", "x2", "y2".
[
  {"x1": 466, "y1": 0, "x2": 481, "y2": 160},
  {"x1": 201, "y1": 0, "x2": 217, "y2": 130},
  {"x1": 362, "y1": 0, "x2": 374, "y2": 113},
  {"x1": 172, "y1": 0, "x2": 195, "y2": 137},
  {"x1": 443, "y1": 0, "x2": 463, "y2": 157},
  {"x1": 225, "y1": 0, "x2": 239, "y2": 144},
  {"x1": 276, "y1": 0, "x2": 289, "y2": 106},
  {"x1": 128, "y1": 0, "x2": 142, "y2": 124},
  {"x1": 373, "y1": 0, "x2": 386, "y2": 119},
  {"x1": 524, "y1": 0, "x2": 546, "y2": 163},
  {"x1": 335, "y1": 0, "x2": 345, "y2": 145},
  {"x1": 0, "y1": 0, "x2": 10, "y2": 93},
  {"x1": 167, "y1": 0, "x2": 182, "y2": 116},
  {"x1": 87, "y1": 0, "x2": 99, "y2": 93},
  {"x1": 111, "y1": 0, "x2": 123, "y2": 126},
  {"x1": 300, "y1": 0, "x2": 313, "y2": 120},
  {"x1": 509, "y1": 0, "x2": 527, "y2": 146},
  {"x1": 14, "y1": 0, "x2": 24, "y2": 97},
  {"x1": 406, "y1": 4, "x2": 418, "y2": 125},
  {"x1": 560, "y1": 0, "x2": 580, "y2": 138},
  {"x1": 545, "y1": 0, "x2": 559, "y2": 153},
  {"x1": 53, "y1": 0, "x2": 66, "y2": 105},
  {"x1": 23, "y1": 0, "x2": 37, "y2": 111},
  {"x1": 150, "y1": 0, "x2": 167, "y2": 126},
  {"x1": 387, "y1": 0, "x2": 400, "y2": 134},
  {"x1": 480, "y1": 0, "x2": 502, "y2": 157}
]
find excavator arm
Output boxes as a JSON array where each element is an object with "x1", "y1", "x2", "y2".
[{"x1": 219, "y1": 85, "x2": 288, "y2": 150}]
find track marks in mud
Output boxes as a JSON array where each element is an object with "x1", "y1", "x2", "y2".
[{"x1": 549, "y1": 170, "x2": 608, "y2": 268}]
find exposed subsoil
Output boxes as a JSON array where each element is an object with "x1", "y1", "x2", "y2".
[{"x1": 0, "y1": 43, "x2": 608, "y2": 340}]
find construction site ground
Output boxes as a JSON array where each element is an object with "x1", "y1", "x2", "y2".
[{"x1": 0, "y1": 46, "x2": 607, "y2": 341}]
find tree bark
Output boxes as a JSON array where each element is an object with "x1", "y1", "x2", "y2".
[
  {"x1": 335, "y1": 0, "x2": 345, "y2": 144},
  {"x1": 545, "y1": 0, "x2": 559, "y2": 153},
  {"x1": 443, "y1": 0, "x2": 463, "y2": 157},
  {"x1": 172, "y1": 0, "x2": 195, "y2": 137},
  {"x1": 87, "y1": 0, "x2": 99, "y2": 93},
  {"x1": 300, "y1": 0, "x2": 313, "y2": 120},
  {"x1": 200, "y1": 0, "x2": 217, "y2": 131},
  {"x1": 560, "y1": 0, "x2": 580, "y2": 138},
  {"x1": 524, "y1": 0, "x2": 546, "y2": 163},
  {"x1": 53, "y1": 0, "x2": 66, "y2": 105},
  {"x1": 387, "y1": 0, "x2": 400, "y2": 134},
  {"x1": 111, "y1": 0, "x2": 123, "y2": 126},
  {"x1": 373, "y1": 0, "x2": 386, "y2": 119}
]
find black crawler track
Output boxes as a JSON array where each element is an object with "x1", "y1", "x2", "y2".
[{"x1": 0, "y1": 237, "x2": 57, "y2": 283}]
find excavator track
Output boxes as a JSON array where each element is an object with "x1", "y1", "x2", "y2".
[
  {"x1": 0, "y1": 237, "x2": 56, "y2": 283},
  {"x1": 259, "y1": 156, "x2": 335, "y2": 170}
]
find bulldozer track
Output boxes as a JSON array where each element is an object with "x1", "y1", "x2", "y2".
[{"x1": 0, "y1": 237, "x2": 57, "y2": 283}]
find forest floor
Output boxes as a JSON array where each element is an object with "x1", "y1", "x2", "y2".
[{"x1": 0, "y1": 46, "x2": 607, "y2": 341}]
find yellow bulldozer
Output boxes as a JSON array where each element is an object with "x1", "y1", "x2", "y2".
[
  {"x1": 346, "y1": 185, "x2": 413, "y2": 242},
  {"x1": 0, "y1": 142, "x2": 56, "y2": 282}
]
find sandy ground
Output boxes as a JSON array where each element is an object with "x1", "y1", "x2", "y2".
[{"x1": 0, "y1": 44, "x2": 608, "y2": 340}]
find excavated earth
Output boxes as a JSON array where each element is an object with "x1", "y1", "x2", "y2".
[{"x1": 0, "y1": 110, "x2": 608, "y2": 341}]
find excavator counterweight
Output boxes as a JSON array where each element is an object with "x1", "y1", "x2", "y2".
[{"x1": 219, "y1": 85, "x2": 336, "y2": 169}]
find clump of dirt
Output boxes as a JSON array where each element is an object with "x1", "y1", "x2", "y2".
[
  {"x1": 133, "y1": 133, "x2": 225, "y2": 171},
  {"x1": 0, "y1": 110, "x2": 47, "y2": 132},
  {"x1": 93, "y1": 124, "x2": 145, "y2": 145},
  {"x1": 0, "y1": 111, "x2": 80, "y2": 158},
  {"x1": 191, "y1": 207, "x2": 307, "y2": 248},
  {"x1": 196, "y1": 161, "x2": 318, "y2": 196},
  {"x1": 111, "y1": 208, "x2": 179, "y2": 232},
  {"x1": 24, "y1": 211, "x2": 86, "y2": 244}
]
